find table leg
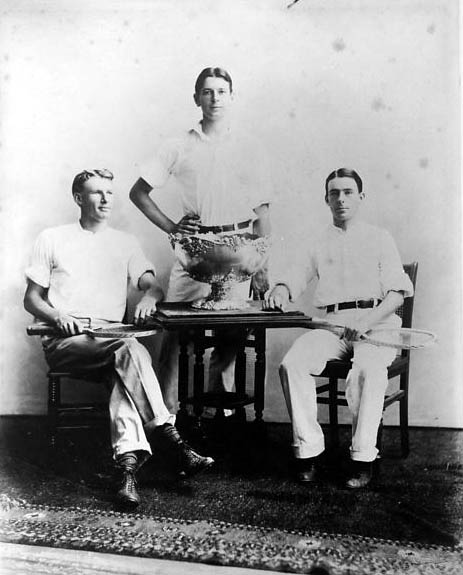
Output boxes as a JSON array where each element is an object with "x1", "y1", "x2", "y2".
[
  {"x1": 254, "y1": 328, "x2": 266, "y2": 423},
  {"x1": 178, "y1": 330, "x2": 189, "y2": 420},
  {"x1": 235, "y1": 330, "x2": 247, "y2": 422},
  {"x1": 193, "y1": 329, "x2": 205, "y2": 428}
]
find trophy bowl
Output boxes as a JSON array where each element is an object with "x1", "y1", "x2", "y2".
[{"x1": 170, "y1": 232, "x2": 270, "y2": 310}]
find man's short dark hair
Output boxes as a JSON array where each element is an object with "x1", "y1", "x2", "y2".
[
  {"x1": 194, "y1": 67, "x2": 233, "y2": 95},
  {"x1": 72, "y1": 169, "x2": 114, "y2": 196},
  {"x1": 325, "y1": 168, "x2": 363, "y2": 196}
]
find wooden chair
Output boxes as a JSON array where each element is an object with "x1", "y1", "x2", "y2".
[
  {"x1": 46, "y1": 367, "x2": 111, "y2": 447},
  {"x1": 315, "y1": 262, "x2": 418, "y2": 457}
]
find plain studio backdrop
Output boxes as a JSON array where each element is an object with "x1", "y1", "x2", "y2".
[{"x1": 0, "y1": 0, "x2": 461, "y2": 428}]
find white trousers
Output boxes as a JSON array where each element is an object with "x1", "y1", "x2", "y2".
[
  {"x1": 279, "y1": 309, "x2": 400, "y2": 462},
  {"x1": 161, "y1": 259, "x2": 251, "y2": 413},
  {"x1": 42, "y1": 334, "x2": 175, "y2": 459}
]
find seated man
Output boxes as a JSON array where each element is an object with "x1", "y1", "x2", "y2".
[
  {"x1": 264, "y1": 168, "x2": 414, "y2": 488},
  {"x1": 24, "y1": 168, "x2": 213, "y2": 509}
]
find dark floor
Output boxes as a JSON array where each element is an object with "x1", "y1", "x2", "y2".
[{"x1": 0, "y1": 416, "x2": 462, "y2": 547}]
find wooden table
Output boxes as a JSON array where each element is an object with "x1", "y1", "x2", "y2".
[{"x1": 151, "y1": 301, "x2": 307, "y2": 425}]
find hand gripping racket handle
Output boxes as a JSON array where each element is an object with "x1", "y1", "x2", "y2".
[
  {"x1": 27, "y1": 324, "x2": 93, "y2": 336},
  {"x1": 26, "y1": 322, "x2": 159, "y2": 339}
]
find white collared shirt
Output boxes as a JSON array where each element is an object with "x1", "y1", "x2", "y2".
[
  {"x1": 25, "y1": 222, "x2": 155, "y2": 322},
  {"x1": 272, "y1": 221, "x2": 414, "y2": 308},
  {"x1": 140, "y1": 123, "x2": 272, "y2": 226}
]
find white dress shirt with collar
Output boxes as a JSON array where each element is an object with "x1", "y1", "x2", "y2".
[
  {"x1": 140, "y1": 122, "x2": 272, "y2": 227},
  {"x1": 273, "y1": 221, "x2": 413, "y2": 308}
]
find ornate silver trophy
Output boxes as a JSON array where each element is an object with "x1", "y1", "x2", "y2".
[{"x1": 170, "y1": 232, "x2": 271, "y2": 310}]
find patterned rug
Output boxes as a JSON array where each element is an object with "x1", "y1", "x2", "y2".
[{"x1": 1, "y1": 495, "x2": 462, "y2": 575}]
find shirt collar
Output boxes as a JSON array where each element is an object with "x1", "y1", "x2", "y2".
[
  {"x1": 329, "y1": 219, "x2": 363, "y2": 234},
  {"x1": 190, "y1": 122, "x2": 208, "y2": 141},
  {"x1": 76, "y1": 220, "x2": 110, "y2": 235},
  {"x1": 189, "y1": 120, "x2": 232, "y2": 142}
]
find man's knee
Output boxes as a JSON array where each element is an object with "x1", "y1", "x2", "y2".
[
  {"x1": 118, "y1": 338, "x2": 152, "y2": 363},
  {"x1": 280, "y1": 345, "x2": 323, "y2": 377},
  {"x1": 350, "y1": 361, "x2": 388, "y2": 388}
]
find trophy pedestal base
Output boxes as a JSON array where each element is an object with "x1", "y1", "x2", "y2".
[
  {"x1": 191, "y1": 297, "x2": 251, "y2": 311},
  {"x1": 191, "y1": 279, "x2": 251, "y2": 311}
]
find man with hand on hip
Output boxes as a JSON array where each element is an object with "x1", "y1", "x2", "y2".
[{"x1": 129, "y1": 67, "x2": 272, "y2": 414}]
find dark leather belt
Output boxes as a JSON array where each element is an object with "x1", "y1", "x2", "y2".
[
  {"x1": 326, "y1": 299, "x2": 382, "y2": 313},
  {"x1": 198, "y1": 219, "x2": 252, "y2": 234}
]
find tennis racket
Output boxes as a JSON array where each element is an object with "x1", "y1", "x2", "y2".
[
  {"x1": 297, "y1": 319, "x2": 436, "y2": 350},
  {"x1": 26, "y1": 321, "x2": 160, "y2": 339}
]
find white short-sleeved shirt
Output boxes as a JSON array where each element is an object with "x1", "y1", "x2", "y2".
[
  {"x1": 272, "y1": 221, "x2": 414, "y2": 308},
  {"x1": 140, "y1": 124, "x2": 272, "y2": 226},
  {"x1": 25, "y1": 223, "x2": 155, "y2": 322}
]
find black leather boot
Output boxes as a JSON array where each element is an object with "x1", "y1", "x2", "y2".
[
  {"x1": 154, "y1": 423, "x2": 214, "y2": 476},
  {"x1": 115, "y1": 452, "x2": 140, "y2": 508},
  {"x1": 295, "y1": 456, "x2": 319, "y2": 483}
]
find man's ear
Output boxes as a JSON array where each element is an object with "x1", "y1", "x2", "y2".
[
  {"x1": 359, "y1": 192, "x2": 365, "y2": 201},
  {"x1": 193, "y1": 92, "x2": 200, "y2": 107},
  {"x1": 73, "y1": 192, "x2": 82, "y2": 207}
]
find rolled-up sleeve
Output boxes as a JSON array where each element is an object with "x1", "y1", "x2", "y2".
[
  {"x1": 379, "y1": 230, "x2": 414, "y2": 298},
  {"x1": 127, "y1": 236, "x2": 156, "y2": 290},
  {"x1": 139, "y1": 139, "x2": 180, "y2": 189},
  {"x1": 25, "y1": 230, "x2": 53, "y2": 287}
]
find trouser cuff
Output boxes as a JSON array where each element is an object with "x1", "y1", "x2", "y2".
[
  {"x1": 293, "y1": 443, "x2": 325, "y2": 459},
  {"x1": 144, "y1": 413, "x2": 176, "y2": 438},
  {"x1": 350, "y1": 446, "x2": 379, "y2": 462},
  {"x1": 113, "y1": 443, "x2": 151, "y2": 462}
]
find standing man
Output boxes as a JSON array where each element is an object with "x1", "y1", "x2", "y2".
[
  {"x1": 24, "y1": 169, "x2": 213, "y2": 509},
  {"x1": 264, "y1": 168, "x2": 413, "y2": 488},
  {"x1": 129, "y1": 67, "x2": 272, "y2": 413}
]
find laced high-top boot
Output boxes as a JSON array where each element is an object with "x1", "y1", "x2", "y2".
[
  {"x1": 154, "y1": 423, "x2": 214, "y2": 476},
  {"x1": 115, "y1": 452, "x2": 140, "y2": 508}
]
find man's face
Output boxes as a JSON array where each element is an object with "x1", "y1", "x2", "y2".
[
  {"x1": 194, "y1": 76, "x2": 233, "y2": 121},
  {"x1": 74, "y1": 176, "x2": 114, "y2": 222},
  {"x1": 325, "y1": 176, "x2": 364, "y2": 225}
]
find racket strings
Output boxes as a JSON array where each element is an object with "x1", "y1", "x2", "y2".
[{"x1": 365, "y1": 328, "x2": 436, "y2": 350}]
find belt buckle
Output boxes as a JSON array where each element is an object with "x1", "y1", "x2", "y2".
[{"x1": 333, "y1": 303, "x2": 339, "y2": 313}]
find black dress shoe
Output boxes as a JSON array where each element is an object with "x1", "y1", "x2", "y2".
[
  {"x1": 115, "y1": 452, "x2": 140, "y2": 508},
  {"x1": 346, "y1": 461, "x2": 373, "y2": 489},
  {"x1": 295, "y1": 457, "x2": 318, "y2": 483}
]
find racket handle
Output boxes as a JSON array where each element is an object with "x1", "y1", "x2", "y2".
[
  {"x1": 26, "y1": 324, "x2": 92, "y2": 337},
  {"x1": 27, "y1": 324, "x2": 57, "y2": 336}
]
